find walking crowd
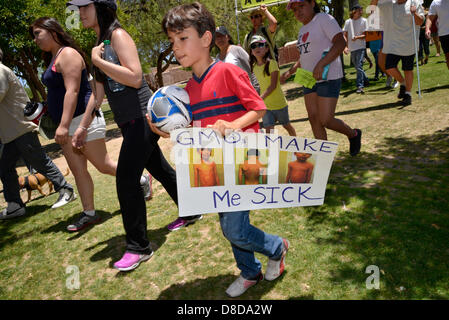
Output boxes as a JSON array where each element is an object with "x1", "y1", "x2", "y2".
[{"x1": 1, "y1": 0, "x2": 448, "y2": 298}]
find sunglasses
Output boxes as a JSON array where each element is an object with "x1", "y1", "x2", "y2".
[
  {"x1": 250, "y1": 42, "x2": 266, "y2": 50},
  {"x1": 250, "y1": 14, "x2": 262, "y2": 19}
]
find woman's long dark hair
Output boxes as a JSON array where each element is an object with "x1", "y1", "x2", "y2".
[
  {"x1": 29, "y1": 17, "x2": 89, "y2": 69},
  {"x1": 93, "y1": 2, "x2": 123, "y2": 81},
  {"x1": 249, "y1": 44, "x2": 273, "y2": 77},
  {"x1": 94, "y1": 2, "x2": 122, "y2": 45}
]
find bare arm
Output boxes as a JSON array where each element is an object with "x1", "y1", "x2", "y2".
[
  {"x1": 260, "y1": 5, "x2": 277, "y2": 34},
  {"x1": 280, "y1": 58, "x2": 301, "y2": 84},
  {"x1": 426, "y1": 15, "x2": 437, "y2": 39},
  {"x1": 260, "y1": 70, "x2": 278, "y2": 100},
  {"x1": 91, "y1": 29, "x2": 143, "y2": 89},
  {"x1": 56, "y1": 48, "x2": 84, "y2": 145}
]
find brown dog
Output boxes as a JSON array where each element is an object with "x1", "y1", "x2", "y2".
[{"x1": 18, "y1": 168, "x2": 70, "y2": 203}]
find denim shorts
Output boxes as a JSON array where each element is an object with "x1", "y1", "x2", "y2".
[
  {"x1": 262, "y1": 106, "x2": 290, "y2": 127},
  {"x1": 303, "y1": 79, "x2": 342, "y2": 98}
]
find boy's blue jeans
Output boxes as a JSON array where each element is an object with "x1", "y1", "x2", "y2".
[
  {"x1": 350, "y1": 48, "x2": 369, "y2": 88},
  {"x1": 219, "y1": 210, "x2": 284, "y2": 280}
]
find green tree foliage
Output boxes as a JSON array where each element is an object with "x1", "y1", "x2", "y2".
[
  {"x1": 2, "y1": 0, "x2": 361, "y2": 94},
  {"x1": 0, "y1": 0, "x2": 95, "y2": 100}
]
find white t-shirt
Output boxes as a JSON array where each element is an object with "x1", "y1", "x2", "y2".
[
  {"x1": 296, "y1": 13, "x2": 343, "y2": 81},
  {"x1": 378, "y1": 0, "x2": 424, "y2": 56},
  {"x1": 429, "y1": 0, "x2": 449, "y2": 37},
  {"x1": 343, "y1": 17, "x2": 367, "y2": 52},
  {"x1": 216, "y1": 45, "x2": 251, "y2": 75}
]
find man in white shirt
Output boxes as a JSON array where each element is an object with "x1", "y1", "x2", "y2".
[
  {"x1": 371, "y1": 0, "x2": 424, "y2": 106},
  {"x1": 344, "y1": 4, "x2": 370, "y2": 93},
  {"x1": 426, "y1": 0, "x2": 449, "y2": 70},
  {"x1": 0, "y1": 48, "x2": 75, "y2": 219}
]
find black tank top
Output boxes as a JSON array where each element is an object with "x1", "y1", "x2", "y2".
[{"x1": 103, "y1": 76, "x2": 152, "y2": 126}]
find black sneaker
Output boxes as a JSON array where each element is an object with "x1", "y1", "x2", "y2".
[
  {"x1": 0, "y1": 207, "x2": 26, "y2": 220},
  {"x1": 349, "y1": 129, "x2": 362, "y2": 157},
  {"x1": 67, "y1": 212, "x2": 101, "y2": 232},
  {"x1": 401, "y1": 94, "x2": 412, "y2": 106},
  {"x1": 397, "y1": 85, "x2": 406, "y2": 99}
]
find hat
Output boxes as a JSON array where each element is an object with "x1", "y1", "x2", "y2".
[
  {"x1": 287, "y1": 0, "x2": 305, "y2": 10},
  {"x1": 216, "y1": 26, "x2": 230, "y2": 36},
  {"x1": 250, "y1": 35, "x2": 267, "y2": 45},
  {"x1": 66, "y1": 0, "x2": 117, "y2": 10},
  {"x1": 351, "y1": 4, "x2": 363, "y2": 11}
]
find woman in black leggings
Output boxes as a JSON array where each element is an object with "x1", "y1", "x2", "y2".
[{"x1": 69, "y1": 0, "x2": 197, "y2": 271}]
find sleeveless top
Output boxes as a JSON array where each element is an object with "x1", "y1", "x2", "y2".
[
  {"x1": 102, "y1": 75, "x2": 152, "y2": 126},
  {"x1": 41, "y1": 47, "x2": 92, "y2": 124}
]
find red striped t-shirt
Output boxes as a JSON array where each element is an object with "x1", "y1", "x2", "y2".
[{"x1": 185, "y1": 61, "x2": 266, "y2": 132}]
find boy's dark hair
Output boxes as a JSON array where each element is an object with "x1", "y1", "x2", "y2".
[{"x1": 162, "y1": 2, "x2": 216, "y2": 52}]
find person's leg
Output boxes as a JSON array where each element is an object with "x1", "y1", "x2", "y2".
[
  {"x1": 0, "y1": 139, "x2": 24, "y2": 213},
  {"x1": 440, "y1": 35, "x2": 449, "y2": 70},
  {"x1": 317, "y1": 97, "x2": 355, "y2": 139},
  {"x1": 304, "y1": 93, "x2": 327, "y2": 140},
  {"x1": 385, "y1": 53, "x2": 404, "y2": 84},
  {"x1": 433, "y1": 35, "x2": 441, "y2": 56},
  {"x1": 262, "y1": 110, "x2": 276, "y2": 134},
  {"x1": 16, "y1": 132, "x2": 71, "y2": 193},
  {"x1": 378, "y1": 50, "x2": 387, "y2": 74},
  {"x1": 423, "y1": 36, "x2": 430, "y2": 63},
  {"x1": 275, "y1": 106, "x2": 296, "y2": 136},
  {"x1": 372, "y1": 51, "x2": 380, "y2": 79},
  {"x1": 404, "y1": 70, "x2": 414, "y2": 93},
  {"x1": 282, "y1": 123, "x2": 296, "y2": 136},
  {"x1": 81, "y1": 138, "x2": 117, "y2": 176},
  {"x1": 116, "y1": 119, "x2": 152, "y2": 255},
  {"x1": 60, "y1": 140, "x2": 94, "y2": 212},
  {"x1": 219, "y1": 211, "x2": 283, "y2": 280},
  {"x1": 443, "y1": 54, "x2": 449, "y2": 69},
  {"x1": 351, "y1": 49, "x2": 364, "y2": 90}
]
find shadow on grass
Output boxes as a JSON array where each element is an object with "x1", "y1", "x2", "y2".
[
  {"x1": 289, "y1": 101, "x2": 404, "y2": 125},
  {"x1": 419, "y1": 84, "x2": 449, "y2": 94},
  {"x1": 0, "y1": 204, "x2": 50, "y2": 250},
  {"x1": 40, "y1": 209, "x2": 120, "y2": 238},
  {"x1": 157, "y1": 273, "x2": 287, "y2": 300},
  {"x1": 303, "y1": 127, "x2": 449, "y2": 299},
  {"x1": 285, "y1": 87, "x2": 304, "y2": 101}
]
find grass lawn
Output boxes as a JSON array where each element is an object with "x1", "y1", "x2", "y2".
[{"x1": 1, "y1": 46, "x2": 448, "y2": 300}]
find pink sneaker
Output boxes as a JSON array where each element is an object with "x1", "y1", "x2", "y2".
[
  {"x1": 113, "y1": 251, "x2": 153, "y2": 271},
  {"x1": 167, "y1": 215, "x2": 202, "y2": 232}
]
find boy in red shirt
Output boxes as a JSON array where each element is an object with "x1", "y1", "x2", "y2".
[{"x1": 152, "y1": 2, "x2": 289, "y2": 298}]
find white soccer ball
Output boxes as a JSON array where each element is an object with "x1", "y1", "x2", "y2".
[{"x1": 147, "y1": 85, "x2": 192, "y2": 133}]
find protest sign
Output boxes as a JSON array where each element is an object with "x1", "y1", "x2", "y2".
[{"x1": 171, "y1": 128, "x2": 338, "y2": 216}]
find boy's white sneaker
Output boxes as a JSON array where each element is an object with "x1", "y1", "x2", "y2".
[
  {"x1": 265, "y1": 238, "x2": 290, "y2": 281},
  {"x1": 225, "y1": 272, "x2": 263, "y2": 298}
]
